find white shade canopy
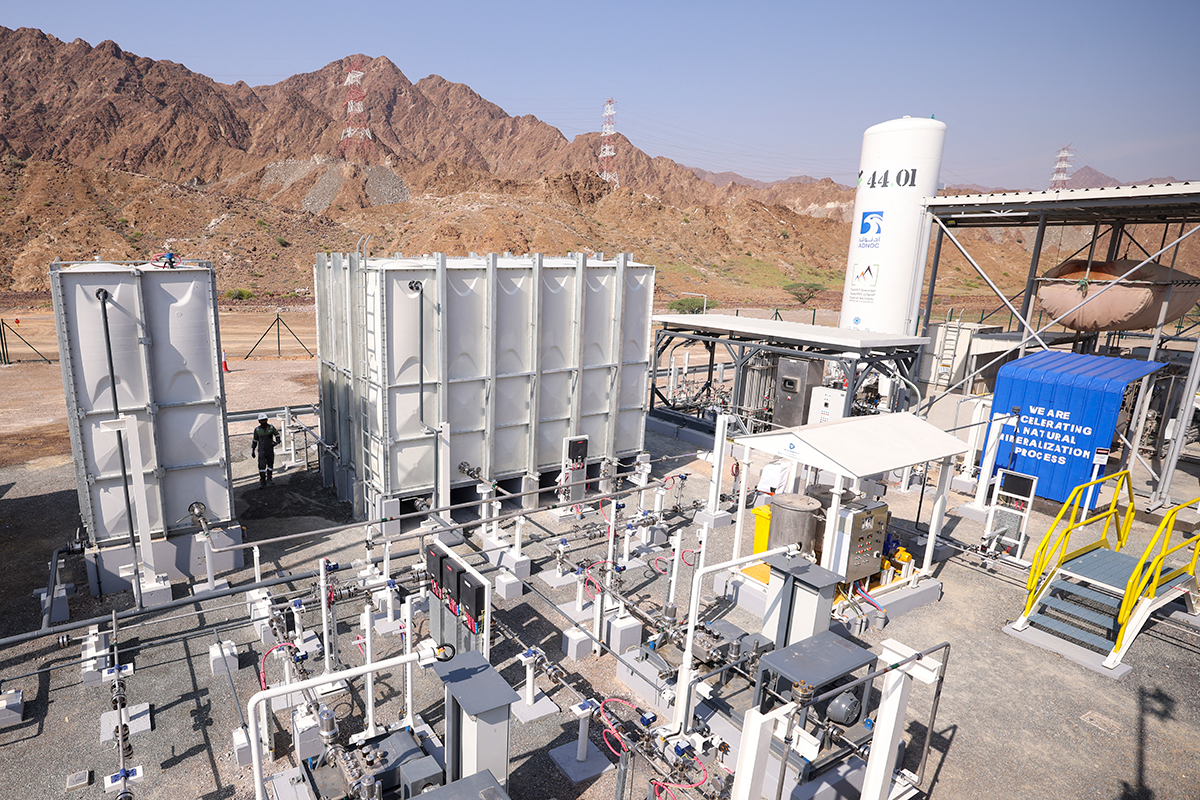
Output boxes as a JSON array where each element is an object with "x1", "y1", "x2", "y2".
[{"x1": 733, "y1": 413, "x2": 967, "y2": 479}]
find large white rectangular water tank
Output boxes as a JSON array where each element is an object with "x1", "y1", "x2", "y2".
[
  {"x1": 50, "y1": 261, "x2": 235, "y2": 546},
  {"x1": 314, "y1": 252, "x2": 655, "y2": 516}
]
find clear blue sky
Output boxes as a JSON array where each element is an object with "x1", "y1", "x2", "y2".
[{"x1": 8, "y1": 1, "x2": 1199, "y2": 188}]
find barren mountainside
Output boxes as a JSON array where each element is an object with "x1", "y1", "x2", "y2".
[{"x1": 1, "y1": 25, "x2": 1185, "y2": 308}]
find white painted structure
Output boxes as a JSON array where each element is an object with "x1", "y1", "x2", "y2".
[
  {"x1": 314, "y1": 252, "x2": 655, "y2": 517},
  {"x1": 840, "y1": 116, "x2": 947, "y2": 335},
  {"x1": 50, "y1": 262, "x2": 235, "y2": 545}
]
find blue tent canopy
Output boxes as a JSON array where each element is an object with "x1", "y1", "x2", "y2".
[{"x1": 986, "y1": 351, "x2": 1164, "y2": 505}]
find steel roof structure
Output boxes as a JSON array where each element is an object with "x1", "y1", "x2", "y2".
[
  {"x1": 924, "y1": 182, "x2": 1200, "y2": 228},
  {"x1": 918, "y1": 182, "x2": 1200, "y2": 510}
]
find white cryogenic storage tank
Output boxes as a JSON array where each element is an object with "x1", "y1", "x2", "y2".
[
  {"x1": 50, "y1": 261, "x2": 240, "y2": 594},
  {"x1": 839, "y1": 116, "x2": 946, "y2": 335},
  {"x1": 314, "y1": 252, "x2": 655, "y2": 517}
]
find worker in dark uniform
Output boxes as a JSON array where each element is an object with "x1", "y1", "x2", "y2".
[{"x1": 251, "y1": 413, "x2": 281, "y2": 487}]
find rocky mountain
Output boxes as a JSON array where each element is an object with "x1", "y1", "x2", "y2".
[
  {"x1": 1064, "y1": 166, "x2": 1120, "y2": 190},
  {"x1": 1, "y1": 25, "x2": 1189, "y2": 309}
]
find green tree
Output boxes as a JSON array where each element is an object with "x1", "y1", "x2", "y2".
[
  {"x1": 783, "y1": 282, "x2": 824, "y2": 305},
  {"x1": 668, "y1": 297, "x2": 717, "y2": 314}
]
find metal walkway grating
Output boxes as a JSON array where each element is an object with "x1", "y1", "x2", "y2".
[
  {"x1": 1040, "y1": 594, "x2": 1118, "y2": 632},
  {"x1": 1059, "y1": 548, "x2": 1139, "y2": 592},
  {"x1": 1028, "y1": 612, "x2": 1114, "y2": 653}
]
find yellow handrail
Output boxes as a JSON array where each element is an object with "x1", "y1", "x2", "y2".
[
  {"x1": 1022, "y1": 471, "x2": 1136, "y2": 618},
  {"x1": 1113, "y1": 496, "x2": 1200, "y2": 652}
]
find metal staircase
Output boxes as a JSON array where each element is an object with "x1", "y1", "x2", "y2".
[{"x1": 1013, "y1": 471, "x2": 1200, "y2": 668}]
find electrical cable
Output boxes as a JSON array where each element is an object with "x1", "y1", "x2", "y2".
[
  {"x1": 259, "y1": 641, "x2": 300, "y2": 690},
  {"x1": 215, "y1": 631, "x2": 248, "y2": 730}
]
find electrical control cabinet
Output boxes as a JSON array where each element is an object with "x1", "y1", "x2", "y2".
[
  {"x1": 807, "y1": 387, "x2": 847, "y2": 425},
  {"x1": 836, "y1": 500, "x2": 888, "y2": 583},
  {"x1": 774, "y1": 358, "x2": 825, "y2": 428},
  {"x1": 426, "y1": 546, "x2": 446, "y2": 600},
  {"x1": 442, "y1": 560, "x2": 464, "y2": 612},
  {"x1": 459, "y1": 573, "x2": 486, "y2": 635}
]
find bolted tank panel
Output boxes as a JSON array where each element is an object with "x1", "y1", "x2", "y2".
[
  {"x1": 839, "y1": 116, "x2": 947, "y2": 336},
  {"x1": 767, "y1": 493, "x2": 822, "y2": 557},
  {"x1": 50, "y1": 262, "x2": 235, "y2": 546},
  {"x1": 314, "y1": 252, "x2": 655, "y2": 517}
]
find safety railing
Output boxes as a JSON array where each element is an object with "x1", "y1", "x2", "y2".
[
  {"x1": 1113, "y1": 495, "x2": 1200, "y2": 652},
  {"x1": 1023, "y1": 471, "x2": 1136, "y2": 618}
]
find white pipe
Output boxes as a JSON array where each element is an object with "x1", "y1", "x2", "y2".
[
  {"x1": 592, "y1": 576, "x2": 604, "y2": 656},
  {"x1": 203, "y1": 536, "x2": 216, "y2": 592},
  {"x1": 667, "y1": 527, "x2": 686, "y2": 604},
  {"x1": 402, "y1": 594, "x2": 414, "y2": 728},
  {"x1": 514, "y1": 516, "x2": 525, "y2": 558},
  {"x1": 248, "y1": 648, "x2": 431, "y2": 800},
  {"x1": 319, "y1": 559, "x2": 332, "y2": 674},
  {"x1": 672, "y1": 543, "x2": 797, "y2": 730},
  {"x1": 363, "y1": 600, "x2": 377, "y2": 738},
  {"x1": 576, "y1": 713, "x2": 590, "y2": 762},
  {"x1": 490, "y1": 500, "x2": 502, "y2": 539},
  {"x1": 253, "y1": 546, "x2": 262, "y2": 583},
  {"x1": 924, "y1": 456, "x2": 954, "y2": 574},
  {"x1": 525, "y1": 659, "x2": 537, "y2": 707},
  {"x1": 605, "y1": 500, "x2": 618, "y2": 603},
  {"x1": 971, "y1": 411, "x2": 1018, "y2": 510},
  {"x1": 731, "y1": 443, "x2": 752, "y2": 558},
  {"x1": 708, "y1": 415, "x2": 731, "y2": 512}
]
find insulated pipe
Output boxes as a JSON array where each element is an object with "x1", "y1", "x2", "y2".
[
  {"x1": 671, "y1": 543, "x2": 798, "y2": 730},
  {"x1": 248, "y1": 648, "x2": 432, "y2": 800},
  {"x1": 96, "y1": 288, "x2": 143, "y2": 610}
]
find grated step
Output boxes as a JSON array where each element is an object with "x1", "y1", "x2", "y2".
[
  {"x1": 1040, "y1": 594, "x2": 1119, "y2": 631},
  {"x1": 1028, "y1": 612, "x2": 1115, "y2": 653},
  {"x1": 1049, "y1": 580, "x2": 1121, "y2": 610}
]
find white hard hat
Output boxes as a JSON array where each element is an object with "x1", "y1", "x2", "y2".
[{"x1": 258, "y1": 413, "x2": 268, "y2": 421}]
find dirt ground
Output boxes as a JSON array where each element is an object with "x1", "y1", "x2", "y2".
[{"x1": 2, "y1": 308, "x2": 1200, "y2": 800}]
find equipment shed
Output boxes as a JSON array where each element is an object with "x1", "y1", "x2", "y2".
[{"x1": 987, "y1": 351, "x2": 1163, "y2": 503}]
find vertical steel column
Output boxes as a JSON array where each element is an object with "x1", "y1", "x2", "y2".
[
  {"x1": 1018, "y1": 214, "x2": 1048, "y2": 322},
  {"x1": 435, "y1": 254, "x2": 451, "y2": 509},
  {"x1": 524, "y1": 255, "x2": 544, "y2": 509},
  {"x1": 96, "y1": 288, "x2": 143, "y2": 610},
  {"x1": 483, "y1": 254, "x2": 498, "y2": 483},
  {"x1": 1152, "y1": 329, "x2": 1200, "y2": 507},
  {"x1": 130, "y1": 271, "x2": 164, "y2": 536},
  {"x1": 605, "y1": 254, "x2": 628, "y2": 461},
  {"x1": 1125, "y1": 285, "x2": 1174, "y2": 473},
  {"x1": 569, "y1": 253, "x2": 587, "y2": 438}
]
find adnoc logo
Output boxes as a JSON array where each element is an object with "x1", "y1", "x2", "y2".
[{"x1": 860, "y1": 211, "x2": 883, "y2": 235}]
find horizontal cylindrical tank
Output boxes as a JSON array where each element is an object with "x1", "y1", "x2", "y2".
[
  {"x1": 49, "y1": 261, "x2": 235, "y2": 545},
  {"x1": 839, "y1": 116, "x2": 947, "y2": 336},
  {"x1": 768, "y1": 493, "x2": 822, "y2": 557},
  {"x1": 314, "y1": 252, "x2": 655, "y2": 518},
  {"x1": 1037, "y1": 259, "x2": 1200, "y2": 331}
]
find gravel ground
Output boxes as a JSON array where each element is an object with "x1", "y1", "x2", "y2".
[{"x1": 2, "y1": 351, "x2": 1200, "y2": 799}]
